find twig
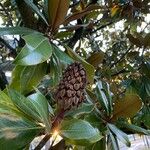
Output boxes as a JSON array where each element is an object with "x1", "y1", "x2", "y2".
[{"x1": 110, "y1": 45, "x2": 133, "y2": 68}]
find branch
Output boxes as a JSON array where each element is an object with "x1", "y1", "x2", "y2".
[
  {"x1": 68, "y1": 19, "x2": 83, "y2": 48},
  {"x1": 0, "y1": 37, "x2": 17, "y2": 58},
  {"x1": 110, "y1": 46, "x2": 133, "y2": 68}
]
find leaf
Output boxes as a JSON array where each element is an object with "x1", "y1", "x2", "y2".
[
  {"x1": 65, "y1": 46, "x2": 95, "y2": 83},
  {"x1": 0, "y1": 113, "x2": 43, "y2": 150},
  {"x1": 95, "y1": 81, "x2": 113, "y2": 116},
  {"x1": 14, "y1": 34, "x2": 53, "y2": 66},
  {"x1": 107, "y1": 129, "x2": 119, "y2": 150},
  {"x1": 84, "y1": 139, "x2": 106, "y2": 150},
  {"x1": 0, "y1": 91, "x2": 24, "y2": 117},
  {"x1": 107, "y1": 123, "x2": 131, "y2": 147},
  {"x1": 9, "y1": 62, "x2": 47, "y2": 95},
  {"x1": 141, "y1": 61, "x2": 150, "y2": 78},
  {"x1": 87, "y1": 52, "x2": 104, "y2": 68},
  {"x1": 8, "y1": 89, "x2": 51, "y2": 132},
  {"x1": 0, "y1": 27, "x2": 41, "y2": 36},
  {"x1": 24, "y1": 0, "x2": 48, "y2": 25},
  {"x1": 112, "y1": 94, "x2": 142, "y2": 121},
  {"x1": 144, "y1": 33, "x2": 150, "y2": 47},
  {"x1": 65, "y1": 103, "x2": 95, "y2": 118},
  {"x1": 60, "y1": 119, "x2": 103, "y2": 146},
  {"x1": 48, "y1": 0, "x2": 70, "y2": 31},
  {"x1": 52, "y1": 45, "x2": 73, "y2": 64},
  {"x1": 64, "y1": 5, "x2": 103, "y2": 25},
  {"x1": 120, "y1": 122, "x2": 150, "y2": 135},
  {"x1": 127, "y1": 33, "x2": 144, "y2": 47}
]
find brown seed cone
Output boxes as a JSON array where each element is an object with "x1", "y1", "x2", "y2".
[{"x1": 54, "y1": 62, "x2": 87, "y2": 111}]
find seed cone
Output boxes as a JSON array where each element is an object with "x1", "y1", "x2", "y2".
[{"x1": 55, "y1": 62, "x2": 87, "y2": 111}]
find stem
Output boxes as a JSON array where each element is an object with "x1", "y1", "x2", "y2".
[{"x1": 34, "y1": 110, "x2": 65, "y2": 150}]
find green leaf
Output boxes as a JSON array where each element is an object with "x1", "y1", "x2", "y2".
[
  {"x1": 0, "y1": 91, "x2": 24, "y2": 117},
  {"x1": 52, "y1": 45, "x2": 73, "y2": 64},
  {"x1": 24, "y1": 0, "x2": 48, "y2": 25},
  {"x1": 65, "y1": 46, "x2": 95, "y2": 83},
  {"x1": 8, "y1": 89, "x2": 51, "y2": 132},
  {"x1": 0, "y1": 113, "x2": 43, "y2": 150},
  {"x1": 95, "y1": 80, "x2": 113, "y2": 116},
  {"x1": 60, "y1": 119, "x2": 103, "y2": 146},
  {"x1": 112, "y1": 94, "x2": 142, "y2": 121},
  {"x1": 14, "y1": 34, "x2": 53, "y2": 65},
  {"x1": 107, "y1": 129, "x2": 119, "y2": 150},
  {"x1": 107, "y1": 123, "x2": 131, "y2": 147},
  {"x1": 84, "y1": 139, "x2": 106, "y2": 150},
  {"x1": 0, "y1": 27, "x2": 41, "y2": 36},
  {"x1": 10, "y1": 62, "x2": 47, "y2": 95},
  {"x1": 65, "y1": 103, "x2": 95, "y2": 118},
  {"x1": 120, "y1": 122, "x2": 150, "y2": 135}
]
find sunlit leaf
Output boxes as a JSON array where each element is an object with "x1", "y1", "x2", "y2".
[
  {"x1": 60, "y1": 119, "x2": 103, "y2": 146},
  {"x1": 0, "y1": 113, "x2": 43, "y2": 150},
  {"x1": 14, "y1": 34, "x2": 53, "y2": 65},
  {"x1": 0, "y1": 27, "x2": 41, "y2": 36},
  {"x1": 107, "y1": 123, "x2": 131, "y2": 147},
  {"x1": 8, "y1": 89, "x2": 51, "y2": 132}
]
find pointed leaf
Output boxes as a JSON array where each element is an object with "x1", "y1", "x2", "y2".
[
  {"x1": 60, "y1": 119, "x2": 103, "y2": 146},
  {"x1": 10, "y1": 63, "x2": 47, "y2": 95},
  {"x1": 24, "y1": 0, "x2": 48, "y2": 25},
  {"x1": 0, "y1": 27, "x2": 41, "y2": 36},
  {"x1": 14, "y1": 34, "x2": 53, "y2": 65},
  {"x1": 107, "y1": 123, "x2": 131, "y2": 147},
  {"x1": 120, "y1": 122, "x2": 150, "y2": 135},
  {"x1": 0, "y1": 113, "x2": 43, "y2": 150},
  {"x1": 8, "y1": 89, "x2": 51, "y2": 132},
  {"x1": 95, "y1": 81, "x2": 113, "y2": 116}
]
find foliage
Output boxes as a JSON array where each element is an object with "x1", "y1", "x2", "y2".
[{"x1": 0, "y1": 0, "x2": 149, "y2": 149}]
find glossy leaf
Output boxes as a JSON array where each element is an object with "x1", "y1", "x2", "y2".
[
  {"x1": 0, "y1": 91, "x2": 24, "y2": 117},
  {"x1": 112, "y1": 94, "x2": 142, "y2": 121},
  {"x1": 48, "y1": 0, "x2": 70, "y2": 31},
  {"x1": 8, "y1": 89, "x2": 51, "y2": 132},
  {"x1": 60, "y1": 119, "x2": 103, "y2": 146},
  {"x1": 24, "y1": 0, "x2": 48, "y2": 25},
  {"x1": 52, "y1": 45, "x2": 73, "y2": 64},
  {"x1": 120, "y1": 122, "x2": 150, "y2": 135},
  {"x1": 0, "y1": 113, "x2": 43, "y2": 150},
  {"x1": 95, "y1": 81, "x2": 113, "y2": 116},
  {"x1": 14, "y1": 34, "x2": 53, "y2": 65},
  {"x1": 65, "y1": 103, "x2": 95, "y2": 118},
  {"x1": 0, "y1": 27, "x2": 41, "y2": 36},
  {"x1": 107, "y1": 123, "x2": 131, "y2": 147},
  {"x1": 10, "y1": 63, "x2": 47, "y2": 95},
  {"x1": 66, "y1": 46, "x2": 95, "y2": 83}
]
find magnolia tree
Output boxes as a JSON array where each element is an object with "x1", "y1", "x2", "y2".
[{"x1": 0, "y1": 0, "x2": 150, "y2": 149}]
